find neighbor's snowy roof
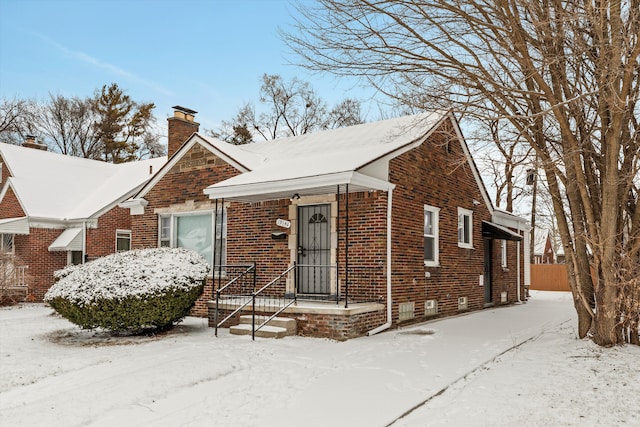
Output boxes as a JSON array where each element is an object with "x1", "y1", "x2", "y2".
[
  {"x1": 203, "y1": 111, "x2": 448, "y2": 201},
  {"x1": 0, "y1": 142, "x2": 166, "y2": 220}
]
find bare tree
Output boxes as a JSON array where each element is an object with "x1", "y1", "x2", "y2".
[
  {"x1": 214, "y1": 74, "x2": 363, "y2": 143},
  {"x1": 35, "y1": 94, "x2": 102, "y2": 158},
  {"x1": 0, "y1": 97, "x2": 36, "y2": 145},
  {"x1": 285, "y1": 0, "x2": 640, "y2": 346}
]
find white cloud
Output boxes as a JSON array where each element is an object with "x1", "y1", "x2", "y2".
[{"x1": 35, "y1": 32, "x2": 174, "y2": 97}]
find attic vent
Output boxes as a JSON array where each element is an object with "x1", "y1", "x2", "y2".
[
  {"x1": 398, "y1": 302, "x2": 415, "y2": 322},
  {"x1": 458, "y1": 296, "x2": 468, "y2": 310},
  {"x1": 425, "y1": 300, "x2": 438, "y2": 316}
]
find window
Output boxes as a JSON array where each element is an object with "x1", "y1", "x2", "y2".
[
  {"x1": 0, "y1": 233, "x2": 14, "y2": 253},
  {"x1": 116, "y1": 230, "x2": 131, "y2": 252},
  {"x1": 457, "y1": 208, "x2": 473, "y2": 248},
  {"x1": 70, "y1": 251, "x2": 83, "y2": 265},
  {"x1": 501, "y1": 240, "x2": 508, "y2": 268},
  {"x1": 158, "y1": 209, "x2": 226, "y2": 269},
  {"x1": 424, "y1": 205, "x2": 440, "y2": 266}
]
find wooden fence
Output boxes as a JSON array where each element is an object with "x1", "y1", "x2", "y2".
[{"x1": 530, "y1": 264, "x2": 571, "y2": 292}]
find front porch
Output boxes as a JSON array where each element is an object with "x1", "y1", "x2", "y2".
[
  {"x1": 207, "y1": 263, "x2": 387, "y2": 340},
  {"x1": 208, "y1": 297, "x2": 385, "y2": 340}
]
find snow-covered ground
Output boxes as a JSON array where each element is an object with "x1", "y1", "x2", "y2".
[{"x1": 1, "y1": 291, "x2": 638, "y2": 427}]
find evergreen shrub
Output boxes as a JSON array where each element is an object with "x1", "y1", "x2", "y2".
[{"x1": 45, "y1": 248, "x2": 209, "y2": 333}]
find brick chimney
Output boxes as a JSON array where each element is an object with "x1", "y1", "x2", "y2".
[
  {"x1": 167, "y1": 106, "x2": 199, "y2": 158},
  {"x1": 22, "y1": 135, "x2": 48, "y2": 151}
]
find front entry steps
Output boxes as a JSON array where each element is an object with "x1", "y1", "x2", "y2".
[{"x1": 229, "y1": 315, "x2": 297, "y2": 339}]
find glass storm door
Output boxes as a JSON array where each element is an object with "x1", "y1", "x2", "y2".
[
  {"x1": 483, "y1": 238, "x2": 493, "y2": 304},
  {"x1": 297, "y1": 204, "x2": 331, "y2": 295}
]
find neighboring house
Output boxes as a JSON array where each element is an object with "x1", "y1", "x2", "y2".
[
  {"x1": 533, "y1": 231, "x2": 565, "y2": 264},
  {"x1": 534, "y1": 232, "x2": 555, "y2": 264},
  {"x1": 122, "y1": 107, "x2": 530, "y2": 339},
  {"x1": 0, "y1": 139, "x2": 166, "y2": 301}
]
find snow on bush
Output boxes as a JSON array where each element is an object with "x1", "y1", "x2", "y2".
[{"x1": 45, "y1": 248, "x2": 210, "y2": 333}]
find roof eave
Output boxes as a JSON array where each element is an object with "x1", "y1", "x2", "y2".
[{"x1": 204, "y1": 171, "x2": 395, "y2": 203}]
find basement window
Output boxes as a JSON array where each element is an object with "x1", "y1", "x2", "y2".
[{"x1": 398, "y1": 302, "x2": 415, "y2": 321}]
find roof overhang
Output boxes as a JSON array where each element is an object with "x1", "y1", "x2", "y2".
[
  {"x1": 482, "y1": 221, "x2": 523, "y2": 241},
  {"x1": 0, "y1": 217, "x2": 30, "y2": 235},
  {"x1": 204, "y1": 171, "x2": 395, "y2": 203},
  {"x1": 119, "y1": 198, "x2": 149, "y2": 215},
  {"x1": 48, "y1": 227, "x2": 83, "y2": 252}
]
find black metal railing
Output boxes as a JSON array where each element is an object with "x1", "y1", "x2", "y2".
[
  {"x1": 296, "y1": 264, "x2": 386, "y2": 307},
  {"x1": 214, "y1": 263, "x2": 256, "y2": 337},
  {"x1": 214, "y1": 263, "x2": 297, "y2": 340},
  {"x1": 249, "y1": 264, "x2": 297, "y2": 340},
  {"x1": 214, "y1": 262, "x2": 385, "y2": 338}
]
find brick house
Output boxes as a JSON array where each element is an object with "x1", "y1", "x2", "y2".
[
  {"x1": 122, "y1": 107, "x2": 530, "y2": 339},
  {"x1": 0, "y1": 140, "x2": 166, "y2": 301}
]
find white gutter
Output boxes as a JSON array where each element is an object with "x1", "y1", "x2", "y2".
[{"x1": 368, "y1": 186, "x2": 393, "y2": 336}]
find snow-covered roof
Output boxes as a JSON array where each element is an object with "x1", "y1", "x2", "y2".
[
  {"x1": 0, "y1": 142, "x2": 166, "y2": 221},
  {"x1": 203, "y1": 111, "x2": 449, "y2": 202}
]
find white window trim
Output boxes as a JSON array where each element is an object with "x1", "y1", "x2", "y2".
[
  {"x1": 157, "y1": 209, "x2": 226, "y2": 270},
  {"x1": 116, "y1": 229, "x2": 132, "y2": 252},
  {"x1": 457, "y1": 207, "x2": 474, "y2": 249},
  {"x1": 423, "y1": 205, "x2": 440, "y2": 267},
  {"x1": 1, "y1": 233, "x2": 14, "y2": 254}
]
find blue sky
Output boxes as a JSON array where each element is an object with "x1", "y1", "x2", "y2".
[{"x1": 0, "y1": 0, "x2": 378, "y2": 132}]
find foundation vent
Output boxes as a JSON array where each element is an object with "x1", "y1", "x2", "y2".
[
  {"x1": 458, "y1": 296, "x2": 468, "y2": 310},
  {"x1": 425, "y1": 300, "x2": 438, "y2": 316},
  {"x1": 398, "y1": 302, "x2": 415, "y2": 321}
]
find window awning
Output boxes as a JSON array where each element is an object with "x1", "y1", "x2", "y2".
[
  {"x1": 204, "y1": 171, "x2": 395, "y2": 203},
  {"x1": 48, "y1": 227, "x2": 83, "y2": 252},
  {"x1": 0, "y1": 217, "x2": 30, "y2": 235},
  {"x1": 482, "y1": 221, "x2": 522, "y2": 241}
]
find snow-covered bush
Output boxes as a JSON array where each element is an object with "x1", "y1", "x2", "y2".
[{"x1": 45, "y1": 248, "x2": 210, "y2": 333}]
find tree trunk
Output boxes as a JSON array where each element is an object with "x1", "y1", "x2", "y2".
[
  {"x1": 592, "y1": 278, "x2": 622, "y2": 346},
  {"x1": 631, "y1": 326, "x2": 640, "y2": 346}
]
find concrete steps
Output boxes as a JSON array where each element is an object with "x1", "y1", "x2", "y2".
[{"x1": 229, "y1": 315, "x2": 297, "y2": 339}]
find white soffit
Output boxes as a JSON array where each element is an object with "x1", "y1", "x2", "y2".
[
  {"x1": 204, "y1": 171, "x2": 395, "y2": 203},
  {"x1": 48, "y1": 227, "x2": 83, "y2": 252},
  {"x1": 0, "y1": 217, "x2": 29, "y2": 235}
]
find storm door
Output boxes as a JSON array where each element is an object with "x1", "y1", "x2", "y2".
[
  {"x1": 297, "y1": 204, "x2": 331, "y2": 295},
  {"x1": 483, "y1": 238, "x2": 493, "y2": 304}
]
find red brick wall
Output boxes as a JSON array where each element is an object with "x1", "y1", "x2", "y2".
[
  {"x1": 227, "y1": 200, "x2": 291, "y2": 290},
  {"x1": 15, "y1": 228, "x2": 67, "y2": 301},
  {"x1": 0, "y1": 187, "x2": 25, "y2": 219},
  {"x1": 86, "y1": 207, "x2": 131, "y2": 258},
  {"x1": 132, "y1": 142, "x2": 252, "y2": 316},
  {"x1": 131, "y1": 143, "x2": 241, "y2": 249},
  {"x1": 387, "y1": 119, "x2": 493, "y2": 324},
  {"x1": 167, "y1": 117, "x2": 199, "y2": 158},
  {"x1": 1, "y1": 154, "x2": 12, "y2": 183}
]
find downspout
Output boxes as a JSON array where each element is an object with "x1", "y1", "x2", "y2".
[
  {"x1": 516, "y1": 224, "x2": 521, "y2": 303},
  {"x1": 367, "y1": 186, "x2": 393, "y2": 336},
  {"x1": 82, "y1": 220, "x2": 87, "y2": 264}
]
